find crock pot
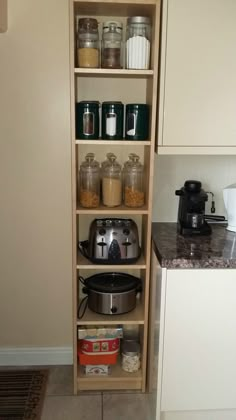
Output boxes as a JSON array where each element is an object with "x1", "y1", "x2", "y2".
[{"x1": 81, "y1": 272, "x2": 142, "y2": 315}]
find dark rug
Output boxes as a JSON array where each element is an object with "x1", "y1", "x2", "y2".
[{"x1": 0, "y1": 369, "x2": 48, "y2": 420}]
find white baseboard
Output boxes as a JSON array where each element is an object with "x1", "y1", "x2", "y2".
[{"x1": 0, "y1": 347, "x2": 73, "y2": 366}]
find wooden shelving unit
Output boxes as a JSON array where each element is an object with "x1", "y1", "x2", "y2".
[{"x1": 70, "y1": 0, "x2": 161, "y2": 394}]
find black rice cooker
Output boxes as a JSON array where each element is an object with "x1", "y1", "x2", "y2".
[{"x1": 80, "y1": 272, "x2": 142, "y2": 315}]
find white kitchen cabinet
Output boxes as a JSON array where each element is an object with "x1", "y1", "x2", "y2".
[
  {"x1": 150, "y1": 261, "x2": 236, "y2": 418},
  {"x1": 158, "y1": 0, "x2": 236, "y2": 154}
]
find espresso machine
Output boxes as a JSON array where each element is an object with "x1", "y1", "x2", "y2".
[{"x1": 175, "y1": 180, "x2": 212, "y2": 235}]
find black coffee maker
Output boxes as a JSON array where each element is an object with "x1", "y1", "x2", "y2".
[{"x1": 175, "y1": 180, "x2": 211, "y2": 236}]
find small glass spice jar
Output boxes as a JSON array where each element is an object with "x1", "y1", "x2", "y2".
[
  {"x1": 123, "y1": 154, "x2": 144, "y2": 207},
  {"x1": 122, "y1": 341, "x2": 141, "y2": 373},
  {"x1": 79, "y1": 153, "x2": 100, "y2": 208},
  {"x1": 102, "y1": 154, "x2": 122, "y2": 207},
  {"x1": 77, "y1": 18, "x2": 100, "y2": 68},
  {"x1": 101, "y1": 21, "x2": 123, "y2": 69}
]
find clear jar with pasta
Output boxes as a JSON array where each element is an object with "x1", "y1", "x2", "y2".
[
  {"x1": 123, "y1": 154, "x2": 144, "y2": 207},
  {"x1": 79, "y1": 153, "x2": 100, "y2": 208}
]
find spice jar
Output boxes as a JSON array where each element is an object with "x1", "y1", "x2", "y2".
[
  {"x1": 79, "y1": 153, "x2": 100, "y2": 208},
  {"x1": 102, "y1": 102, "x2": 124, "y2": 140},
  {"x1": 75, "y1": 101, "x2": 100, "y2": 140},
  {"x1": 102, "y1": 155, "x2": 122, "y2": 207},
  {"x1": 77, "y1": 18, "x2": 100, "y2": 68},
  {"x1": 123, "y1": 154, "x2": 144, "y2": 207},
  {"x1": 101, "y1": 21, "x2": 123, "y2": 69},
  {"x1": 125, "y1": 103, "x2": 149, "y2": 140},
  {"x1": 126, "y1": 16, "x2": 151, "y2": 69},
  {"x1": 122, "y1": 341, "x2": 141, "y2": 373}
]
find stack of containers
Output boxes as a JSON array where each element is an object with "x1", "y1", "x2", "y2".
[{"x1": 77, "y1": 327, "x2": 123, "y2": 376}]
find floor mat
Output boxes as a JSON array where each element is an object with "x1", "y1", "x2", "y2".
[{"x1": 0, "y1": 369, "x2": 48, "y2": 419}]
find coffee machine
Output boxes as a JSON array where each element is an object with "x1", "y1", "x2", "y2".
[{"x1": 175, "y1": 180, "x2": 211, "y2": 235}]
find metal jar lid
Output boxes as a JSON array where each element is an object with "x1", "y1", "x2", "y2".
[
  {"x1": 122, "y1": 341, "x2": 140, "y2": 356},
  {"x1": 127, "y1": 16, "x2": 151, "y2": 25},
  {"x1": 126, "y1": 103, "x2": 149, "y2": 110},
  {"x1": 77, "y1": 101, "x2": 100, "y2": 109}
]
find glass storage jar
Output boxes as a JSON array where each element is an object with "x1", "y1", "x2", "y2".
[
  {"x1": 101, "y1": 21, "x2": 123, "y2": 69},
  {"x1": 101, "y1": 152, "x2": 115, "y2": 170},
  {"x1": 102, "y1": 155, "x2": 122, "y2": 207},
  {"x1": 122, "y1": 341, "x2": 141, "y2": 373},
  {"x1": 126, "y1": 16, "x2": 151, "y2": 69},
  {"x1": 79, "y1": 153, "x2": 100, "y2": 208},
  {"x1": 77, "y1": 18, "x2": 100, "y2": 68},
  {"x1": 123, "y1": 154, "x2": 144, "y2": 207}
]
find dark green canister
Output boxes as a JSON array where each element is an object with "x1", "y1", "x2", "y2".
[
  {"x1": 102, "y1": 101, "x2": 124, "y2": 140},
  {"x1": 125, "y1": 104, "x2": 149, "y2": 140},
  {"x1": 75, "y1": 101, "x2": 100, "y2": 140}
]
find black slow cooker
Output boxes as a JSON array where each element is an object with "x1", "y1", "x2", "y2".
[{"x1": 79, "y1": 272, "x2": 142, "y2": 316}]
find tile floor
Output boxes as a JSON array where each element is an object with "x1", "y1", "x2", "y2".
[{"x1": 41, "y1": 365, "x2": 156, "y2": 420}]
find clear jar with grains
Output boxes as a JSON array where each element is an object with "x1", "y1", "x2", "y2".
[
  {"x1": 126, "y1": 16, "x2": 151, "y2": 69},
  {"x1": 101, "y1": 21, "x2": 123, "y2": 69},
  {"x1": 77, "y1": 18, "x2": 100, "y2": 68},
  {"x1": 102, "y1": 155, "x2": 122, "y2": 207},
  {"x1": 123, "y1": 154, "x2": 144, "y2": 207},
  {"x1": 122, "y1": 341, "x2": 141, "y2": 373},
  {"x1": 79, "y1": 153, "x2": 100, "y2": 208}
]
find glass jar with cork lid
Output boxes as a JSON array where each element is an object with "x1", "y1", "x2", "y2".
[
  {"x1": 123, "y1": 154, "x2": 144, "y2": 207},
  {"x1": 102, "y1": 155, "x2": 122, "y2": 207},
  {"x1": 77, "y1": 18, "x2": 100, "y2": 68},
  {"x1": 79, "y1": 153, "x2": 100, "y2": 208}
]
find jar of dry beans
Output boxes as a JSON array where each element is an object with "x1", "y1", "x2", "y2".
[
  {"x1": 79, "y1": 153, "x2": 100, "y2": 208},
  {"x1": 123, "y1": 154, "x2": 144, "y2": 207}
]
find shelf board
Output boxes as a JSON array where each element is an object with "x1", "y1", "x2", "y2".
[
  {"x1": 77, "y1": 253, "x2": 146, "y2": 269},
  {"x1": 77, "y1": 362, "x2": 142, "y2": 391},
  {"x1": 74, "y1": 68, "x2": 154, "y2": 77},
  {"x1": 75, "y1": 139, "x2": 151, "y2": 146},
  {"x1": 76, "y1": 204, "x2": 149, "y2": 215},
  {"x1": 77, "y1": 300, "x2": 144, "y2": 325}
]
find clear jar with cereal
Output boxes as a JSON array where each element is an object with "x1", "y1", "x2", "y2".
[
  {"x1": 123, "y1": 154, "x2": 144, "y2": 207},
  {"x1": 121, "y1": 341, "x2": 141, "y2": 373},
  {"x1": 79, "y1": 153, "x2": 100, "y2": 208}
]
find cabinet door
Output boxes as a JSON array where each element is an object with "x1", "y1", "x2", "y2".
[
  {"x1": 159, "y1": 0, "x2": 236, "y2": 147},
  {"x1": 161, "y1": 269, "x2": 236, "y2": 411}
]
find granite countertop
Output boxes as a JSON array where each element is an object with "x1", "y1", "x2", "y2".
[{"x1": 152, "y1": 223, "x2": 236, "y2": 268}]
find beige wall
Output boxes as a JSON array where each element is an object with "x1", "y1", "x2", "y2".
[{"x1": 0, "y1": 0, "x2": 72, "y2": 346}]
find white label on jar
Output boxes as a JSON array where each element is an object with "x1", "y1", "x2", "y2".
[
  {"x1": 83, "y1": 112, "x2": 94, "y2": 135},
  {"x1": 106, "y1": 113, "x2": 117, "y2": 136}
]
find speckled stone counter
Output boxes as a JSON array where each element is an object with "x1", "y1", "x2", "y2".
[{"x1": 152, "y1": 223, "x2": 236, "y2": 268}]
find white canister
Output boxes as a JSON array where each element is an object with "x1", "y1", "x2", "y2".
[{"x1": 126, "y1": 16, "x2": 151, "y2": 70}]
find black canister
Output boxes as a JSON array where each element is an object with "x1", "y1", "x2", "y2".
[
  {"x1": 102, "y1": 102, "x2": 124, "y2": 140},
  {"x1": 75, "y1": 101, "x2": 100, "y2": 140},
  {"x1": 125, "y1": 104, "x2": 149, "y2": 140}
]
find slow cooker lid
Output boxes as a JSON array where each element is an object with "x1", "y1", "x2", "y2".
[{"x1": 85, "y1": 272, "x2": 140, "y2": 293}]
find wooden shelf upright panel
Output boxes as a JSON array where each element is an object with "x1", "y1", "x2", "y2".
[{"x1": 70, "y1": 0, "x2": 161, "y2": 394}]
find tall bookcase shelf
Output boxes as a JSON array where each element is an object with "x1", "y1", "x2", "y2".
[{"x1": 69, "y1": 0, "x2": 160, "y2": 393}]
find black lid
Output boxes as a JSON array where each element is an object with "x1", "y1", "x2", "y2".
[
  {"x1": 184, "y1": 180, "x2": 202, "y2": 193},
  {"x1": 85, "y1": 272, "x2": 140, "y2": 293},
  {"x1": 126, "y1": 103, "x2": 149, "y2": 110},
  {"x1": 77, "y1": 101, "x2": 100, "y2": 107},
  {"x1": 102, "y1": 101, "x2": 123, "y2": 105}
]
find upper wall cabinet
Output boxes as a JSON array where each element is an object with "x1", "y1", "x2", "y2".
[{"x1": 157, "y1": 0, "x2": 236, "y2": 155}]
